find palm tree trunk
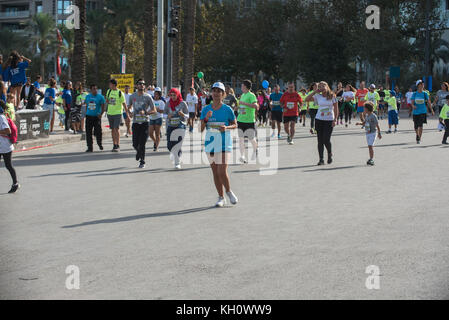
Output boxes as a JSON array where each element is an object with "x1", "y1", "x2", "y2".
[
  {"x1": 40, "y1": 46, "x2": 45, "y2": 79},
  {"x1": 144, "y1": 0, "x2": 154, "y2": 84},
  {"x1": 73, "y1": 0, "x2": 87, "y2": 86},
  {"x1": 172, "y1": 0, "x2": 181, "y2": 87},
  {"x1": 94, "y1": 40, "x2": 100, "y2": 85},
  {"x1": 182, "y1": 0, "x2": 197, "y2": 97}
]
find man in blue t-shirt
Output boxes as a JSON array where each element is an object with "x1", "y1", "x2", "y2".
[
  {"x1": 411, "y1": 80, "x2": 434, "y2": 144},
  {"x1": 84, "y1": 84, "x2": 106, "y2": 152},
  {"x1": 269, "y1": 84, "x2": 283, "y2": 139},
  {"x1": 33, "y1": 75, "x2": 42, "y2": 89}
]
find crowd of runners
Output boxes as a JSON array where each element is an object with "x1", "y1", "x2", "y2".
[{"x1": 1, "y1": 51, "x2": 448, "y2": 206}]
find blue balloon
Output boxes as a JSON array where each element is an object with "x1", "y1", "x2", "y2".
[{"x1": 262, "y1": 80, "x2": 269, "y2": 89}]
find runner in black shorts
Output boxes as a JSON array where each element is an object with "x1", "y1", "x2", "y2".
[{"x1": 269, "y1": 84, "x2": 283, "y2": 139}]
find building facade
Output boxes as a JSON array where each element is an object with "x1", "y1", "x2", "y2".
[{"x1": 0, "y1": 0, "x2": 102, "y2": 33}]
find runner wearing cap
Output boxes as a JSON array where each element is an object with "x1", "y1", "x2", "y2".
[
  {"x1": 106, "y1": 79, "x2": 129, "y2": 152},
  {"x1": 164, "y1": 88, "x2": 189, "y2": 169},
  {"x1": 364, "y1": 84, "x2": 380, "y2": 118},
  {"x1": 411, "y1": 80, "x2": 434, "y2": 144},
  {"x1": 200, "y1": 82, "x2": 238, "y2": 207},
  {"x1": 280, "y1": 82, "x2": 302, "y2": 145},
  {"x1": 149, "y1": 87, "x2": 165, "y2": 151},
  {"x1": 237, "y1": 79, "x2": 259, "y2": 163}
]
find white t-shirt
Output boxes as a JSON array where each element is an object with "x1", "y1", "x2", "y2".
[
  {"x1": 406, "y1": 91, "x2": 413, "y2": 104},
  {"x1": 151, "y1": 99, "x2": 165, "y2": 120},
  {"x1": 0, "y1": 115, "x2": 14, "y2": 154},
  {"x1": 342, "y1": 91, "x2": 355, "y2": 101},
  {"x1": 186, "y1": 93, "x2": 198, "y2": 113},
  {"x1": 124, "y1": 93, "x2": 131, "y2": 106},
  {"x1": 314, "y1": 94, "x2": 337, "y2": 121}
]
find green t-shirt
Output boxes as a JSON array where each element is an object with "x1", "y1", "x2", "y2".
[
  {"x1": 76, "y1": 92, "x2": 88, "y2": 105},
  {"x1": 387, "y1": 96, "x2": 397, "y2": 111},
  {"x1": 106, "y1": 89, "x2": 125, "y2": 115},
  {"x1": 5, "y1": 103, "x2": 15, "y2": 121},
  {"x1": 299, "y1": 93, "x2": 308, "y2": 110},
  {"x1": 237, "y1": 91, "x2": 258, "y2": 123},
  {"x1": 307, "y1": 91, "x2": 318, "y2": 109},
  {"x1": 439, "y1": 104, "x2": 449, "y2": 120},
  {"x1": 365, "y1": 91, "x2": 380, "y2": 111}
]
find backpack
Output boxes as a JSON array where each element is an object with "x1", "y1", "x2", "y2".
[
  {"x1": 107, "y1": 89, "x2": 122, "y2": 100},
  {"x1": 7, "y1": 118, "x2": 18, "y2": 144}
]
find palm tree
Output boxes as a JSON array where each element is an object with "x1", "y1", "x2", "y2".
[
  {"x1": 144, "y1": 0, "x2": 154, "y2": 84},
  {"x1": 72, "y1": 0, "x2": 87, "y2": 86},
  {"x1": 28, "y1": 13, "x2": 56, "y2": 78},
  {"x1": 0, "y1": 29, "x2": 29, "y2": 57},
  {"x1": 87, "y1": 9, "x2": 107, "y2": 85},
  {"x1": 105, "y1": 0, "x2": 134, "y2": 63},
  {"x1": 58, "y1": 23, "x2": 74, "y2": 78},
  {"x1": 182, "y1": 0, "x2": 197, "y2": 96},
  {"x1": 172, "y1": 0, "x2": 181, "y2": 87}
]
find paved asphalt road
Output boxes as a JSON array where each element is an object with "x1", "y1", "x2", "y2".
[{"x1": 1, "y1": 113, "x2": 448, "y2": 299}]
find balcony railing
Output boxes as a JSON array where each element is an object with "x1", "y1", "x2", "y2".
[{"x1": 0, "y1": 10, "x2": 30, "y2": 19}]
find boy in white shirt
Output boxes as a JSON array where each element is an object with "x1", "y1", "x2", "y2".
[{"x1": 186, "y1": 87, "x2": 198, "y2": 133}]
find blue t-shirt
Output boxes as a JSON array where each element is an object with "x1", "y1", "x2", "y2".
[
  {"x1": 200, "y1": 104, "x2": 236, "y2": 153},
  {"x1": 34, "y1": 81, "x2": 41, "y2": 89},
  {"x1": 85, "y1": 93, "x2": 106, "y2": 116},
  {"x1": 270, "y1": 92, "x2": 283, "y2": 112},
  {"x1": 0, "y1": 93, "x2": 5, "y2": 103},
  {"x1": 1, "y1": 66, "x2": 10, "y2": 82},
  {"x1": 411, "y1": 91, "x2": 429, "y2": 115},
  {"x1": 44, "y1": 87, "x2": 56, "y2": 105},
  {"x1": 62, "y1": 89, "x2": 73, "y2": 105},
  {"x1": 9, "y1": 61, "x2": 29, "y2": 85}
]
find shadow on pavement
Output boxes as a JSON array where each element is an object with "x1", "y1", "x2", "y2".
[
  {"x1": 61, "y1": 206, "x2": 216, "y2": 228},
  {"x1": 403, "y1": 144, "x2": 443, "y2": 149},
  {"x1": 359, "y1": 142, "x2": 410, "y2": 148},
  {"x1": 77, "y1": 166, "x2": 211, "y2": 178},
  {"x1": 29, "y1": 166, "x2": 128, "y2": 178},
  {"x1": 303, "y1": 165, "x2": 364, "y2": 172},
  {"x1": 233, "y1": 164, "x2": 317, "y2": 174}
]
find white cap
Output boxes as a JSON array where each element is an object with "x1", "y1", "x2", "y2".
[
  {"x1": 416, "y1": 80, "x2": 423, "y2": 86},
  {"x1": 369, "y1": 84, "x2": 376, "y2": 89},
  {"x1": 211, "y1": 82, "x2": 225, "y2": 92},
  {"x1": 154, "y1": 87, "x2": 162, "y2": 92}
]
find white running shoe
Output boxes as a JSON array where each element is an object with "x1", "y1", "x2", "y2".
[
  {"x1": 175, "y1": 163, "x2": 182, "y2": 170},
  {"x1": 216, "y1": 197, "x2": 226, "y2": 207},
  {"x1": 270, "y1": 132, "x2": 276, "y2": 138},
  {"x1": 239, "y1": 156, "x2": 247, "y2": 164},
  {"x1": 226, "y1": 191, "x2": 238, "y2": 205}
]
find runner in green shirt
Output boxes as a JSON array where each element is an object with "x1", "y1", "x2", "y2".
[
  {"x1": 237, "y1": 79, "x2": 259, "y2": 164},
  {"x1": 439, "y1": 99, "x2": 449, "y2": 144},
  {"x1": 307, "y1": 83, "x2": 319, "y2": 134},
  {"x1": 106, "y1": 78, "x2": 128, "y2": 152},
  {"x1": 299, "y1": 88, "x2": 308, "y2": 127}
]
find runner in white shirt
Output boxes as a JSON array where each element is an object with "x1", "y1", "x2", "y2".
[
  {"x1": 186, "y1": 87, "x2": 198, "y2": 133},
  {"x1": 149, "y1": 87, "x2": 165, "y2": 151},
  {"x1": 405, "y1": 87, "x2": 414, "y2": 117}
]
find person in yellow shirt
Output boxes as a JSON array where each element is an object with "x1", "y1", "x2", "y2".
[
  {"x1": 106, "y1": 78, "x2": 128, "y2": 152},
  {"x1": 439, "y1": 96, "x2": 449, "y2": 144}
]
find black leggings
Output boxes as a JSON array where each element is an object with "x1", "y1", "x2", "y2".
[
  {"x1": 343, "y1": 102, "x2": 353, "y2": 123},
  {"x1": 65, "y1": 109, "x2": 71, "y2": 130},
  {"x1": 443, "y1": 119, "x2": 449, "y2": 143},
  {"x1": 132, "y1": 122, "x2": 149, "y2": 163},
  {"x1": 315, "y1": 119, "x2": 333, "y2": 160},
  {"x1": 0, "y1": 152, "x2": 17, "y2": 184},
  {"x1": 309, "y1": 109, "x2": 318, "y2": 128},
  {"x1": 258, "y1": 108, "x2": 268, "y2": 123}
]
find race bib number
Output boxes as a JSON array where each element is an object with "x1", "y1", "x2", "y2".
[
  {"x1": 415, "y1": 99, "x2": 425, "y2": 104},
  {"x1": 239, "y1": 107, "x2": 246, "y2": 115},
  {"x1": 272, "y1": 101, "x2": 280, "y2": 106},
  {"x1": 109, "y1": 98, "x2": 116, "y2": 105},
  {"x1": 170, "y1": 117, "x2": 181, "y2": 126},
  {"x1": 320, "y1": 108, "x2": 331, "y2": 116},
  {"x1": 287, "y1": 102, "x2": 295, "y2": 109},
  {"x1": 88, "y1": 101, "x2": 96, "y2": 111},
  {"x1": 135, "y1": 115, "x2": 147, "y2": 122},
  {"x1": 223, "y1": 99, "x2": 230, "y2": 105},
  {"x1": 208, "y1": 121, "x2": 225, "y2": 132}
]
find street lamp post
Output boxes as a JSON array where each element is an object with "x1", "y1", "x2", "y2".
[{"x1": 157, "y1": 0, "x2": 164, "y2": 91}]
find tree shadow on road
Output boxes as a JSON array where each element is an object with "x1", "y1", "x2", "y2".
[
  {"x1": 233, "y1": 164, "x2": 317, "y2": 174},
  {"x1": 61, "y1": 206, "x2": 217, "y2": 229}
]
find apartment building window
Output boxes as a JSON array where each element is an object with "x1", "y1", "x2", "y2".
[
  {"x1": 58, "y1": 0, "x2": 72, "y2": 14},
  {"x1": 36, "y1": 2, "x2": 43, "y2": 14},
  {"x1": 446, "y1": 0, "x2": 449, "y2": 10}
]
